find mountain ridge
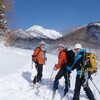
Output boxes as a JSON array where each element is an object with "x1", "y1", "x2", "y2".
[
  {"x1": 56, "y1": 22, "x2": 100, "y2": 49},
  {"x1": 1, "y1": 22, "x2": 100, "y2": 50}
]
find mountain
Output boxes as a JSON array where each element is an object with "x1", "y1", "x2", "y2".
[
  {"x1": 56, "y1": 22, "x2": 100, "y2": 49},
  {"x1": 9, "y1": 29, "x2": 30, "y2": 39},
  {"x1": 26, "y1": 25, "x2": 62, "y2": 39},
  {"x1": 87, "y1": 22, "x2": 100, "y2": 44},
  {"x1": 2, "y1": 22, "x2": 100, "y2": 50},
  {"x1": 5, "y1": 25, "x2": 62, "y2": 40},
  {"x1": 3, "y1": 25, "x2": 61, "y2": 49}
]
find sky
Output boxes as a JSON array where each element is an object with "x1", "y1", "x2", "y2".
[{"x1": 12, "y1": 0, "x2": 100, "y2": 32}]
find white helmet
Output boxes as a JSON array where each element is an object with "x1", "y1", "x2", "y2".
[
  {"x1": 74, "y1": 43, "x2": 82, "y2": 49},
  {"x1": 40, "y1": 41, "x2": 45, "y2": 45}
]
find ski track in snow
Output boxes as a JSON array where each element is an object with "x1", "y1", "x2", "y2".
[{"x1": 0, "y1": 45, "x2": 100, "y2": 100}]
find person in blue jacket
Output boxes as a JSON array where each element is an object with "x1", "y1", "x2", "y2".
[{"x1": 67, "y1": 43, "x2": 95, "y2": 100}]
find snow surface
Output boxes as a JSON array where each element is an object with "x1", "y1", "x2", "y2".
[{"x1": 0, "y1": 44, "x2": 100, "y2": 100}]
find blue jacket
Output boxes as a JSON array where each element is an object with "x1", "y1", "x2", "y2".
[{"x1": 67, "y1": 49, "x2": 86, "y2": 76}]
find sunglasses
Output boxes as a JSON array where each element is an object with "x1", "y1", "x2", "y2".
[
  {"x1": 58, "y1": 46, "x2": 64, "y2": 48},
  {"x1": 74, "y1": 48, "x2": 80, "y2": 51}
]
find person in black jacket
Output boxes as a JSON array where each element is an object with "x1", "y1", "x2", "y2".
[{"x1": 67, "y1": 44, "x2": 95, "y2": 100}]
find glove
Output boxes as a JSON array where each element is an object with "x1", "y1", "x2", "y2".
[
  {"x1": 53, "y1": 64, "x2": 58, "y2": 71},
  {"x1": 45, "y1": 57, "x2": 47, "y2": 61},
  {"x1": 33, "y1": 60, "x2": 38, "y2": 64},
  {"x1": 53, "y1": 67, "x2": 57, "y2": 71},
  {"x1": 32, "y1": 55, "x2": 36, "y2": 61},
  {"x1": 88, "y1": 72, "x2": 91, "y2": 78},
  {"x1": 44, "y1": 57, "x2": 47, "y2": 64}
]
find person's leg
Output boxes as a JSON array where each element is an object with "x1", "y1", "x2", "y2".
[
  {"x1": 83, "y1": 81, "x2": 95, "y2": 100},
  {"x1": 63, "y1": 71, "x2": 70, "y2": 95},
  {"x1": 33, "y1": 65, "x2": 38, "y2": 84},
  {"x1": 33, "y1": 76, "x2": 37, "y2": 84},
  {"x1": 53, "y1": 68, "x2": 64, "y2": 91},
  {"x1": 73, "y1": 75, "x2": 82, "y2": 100},
  {"x1": 37, "y1": 64, "x2": 43, "y2": 83}
]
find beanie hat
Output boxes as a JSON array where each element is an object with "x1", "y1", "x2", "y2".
[
  {"x1": 58, "y1": 44, "x2": 64, "y2": 48},
  {"x1": 40, "y1": 41, "x2": 45, "y2": 45},
  {"x1": 74, "y1": 43, "x2": 82, "y2": 49}
]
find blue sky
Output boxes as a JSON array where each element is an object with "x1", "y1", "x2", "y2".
[{"x1": 13, "y1": 0, "x2": 100, "y2": 32}]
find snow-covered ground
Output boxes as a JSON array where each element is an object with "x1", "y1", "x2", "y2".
[{"x1": 0, "y1": 44, "x2": 100, "y2": 100}]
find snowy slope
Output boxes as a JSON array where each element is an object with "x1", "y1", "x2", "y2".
[
  {"x1": 0, "y1": 45, "x2": 100, "y2": 100},
  {"x1": 13, "y1": 29, "x2": 31, "y2": 38},
  {"x1": 26, "y1": 25, "x2": 62, "y2": 39}
]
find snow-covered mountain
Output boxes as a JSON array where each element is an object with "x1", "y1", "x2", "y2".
[
  {"x1": 87, "y1": 22, "x2": 100, "y2": 44},
  {"x1": 57, "y1": 22, "x2": 100, "y2": 49},
  {"x1": 26, "y1": 25, "x2": 62, "y2": 39},
  {"x1": 0, "y1": 44, "x2": 100, "y2": 100},
  {"x1": 1, "y1": 22, "x2": 100, "y2": 50},
  {"x1": 2, "y1": 25, "x2": 62, "y2": 49},
  {"x1": 7, "y1": 25, "x2": 62, "y2": 40},
  {"x1": 10, "y1": 29, "x2": 30, "y2": 38}
]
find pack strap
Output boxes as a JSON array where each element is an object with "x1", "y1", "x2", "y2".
[
  {"x1": 77, "y1": 70, "x2": 84, "y2": 76},
  {"x1": 80, "y1": 63, "x2": 83, "y2": 78},
  {"x1": 70, "y1": 54, "x2": 82, "y2": 71},
  {"x1": 79, "y1": 60, "x2": 85, "y2": 78}
]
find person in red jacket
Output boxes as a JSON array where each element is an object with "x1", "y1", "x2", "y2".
[
  {"x1": 32, "y1": 41, "x2": 47, "y2": 86},
  {"x1": 53, "y1": 44, "x2": 69, "y2": 96}
]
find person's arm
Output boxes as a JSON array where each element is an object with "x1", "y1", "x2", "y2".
[
  {"x1": 67, "y1": 54, "x2": 82, "y2": 71},
  {"x1": 55, "y1": 52, "x2": 67, "y2": 69}
]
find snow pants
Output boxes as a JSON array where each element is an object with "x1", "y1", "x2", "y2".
[
  {"x1": 53, "y1": 65, "x2": 70, "y2": 93},
  {"x1": 73, "y1": 75, "x2": 95, "y2": 100},
  {"x1": 33, "y1": 63, "x2": 43, "y2": 84}
]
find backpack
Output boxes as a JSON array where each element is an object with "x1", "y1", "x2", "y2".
[
  {"x1": 83, "y1": 52, "x2": 97, "y2": 74},
  {"x1": 64, "y1": 48, "x2": 75, "y2": 66}
]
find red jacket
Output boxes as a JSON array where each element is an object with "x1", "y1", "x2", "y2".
[{"x1": 56, "y1": 51, "x2": 67, "y2": 69}]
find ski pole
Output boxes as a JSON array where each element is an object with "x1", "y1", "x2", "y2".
[
  {"x1": 31, "y1": 61, "x2": 33, "y2": 69},
  {"x1": 49, "y1": 64, "x2": 57, "y2": 81},
  {"x1": 50, "y1": 69, "x2": 54, "y2": 80},
  {"x1": 48, "y1": 69, "x2": 54, "y2": 84},
  {"x1": 90, "y1": 77, "x2": 100, "y2": 94}
]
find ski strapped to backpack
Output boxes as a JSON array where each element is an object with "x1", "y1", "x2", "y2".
[{"x1": 83, "y1": 52, "x2": 97, "y2": 74}]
